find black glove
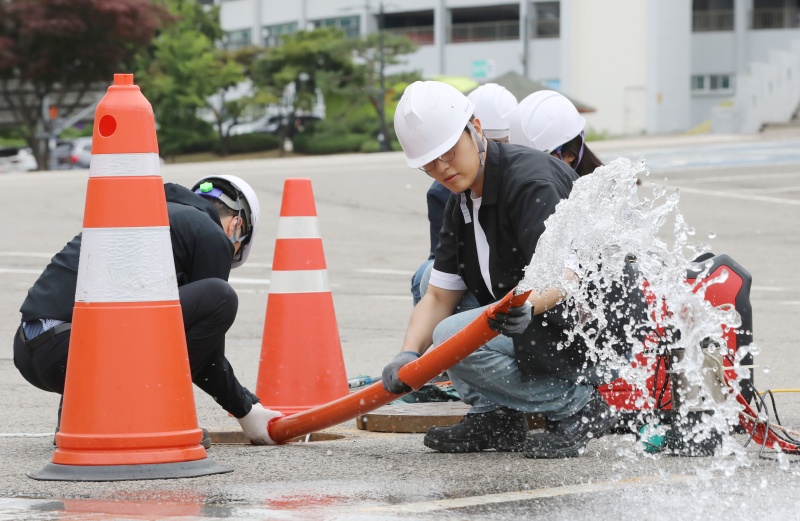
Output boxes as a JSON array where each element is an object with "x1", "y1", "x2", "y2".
[
  {"x1": 381, "y1": 351, "x2": 421, "y2": 394},
  {"x1": 488, "y1": 301, "x2": 533, "y2": 336}
]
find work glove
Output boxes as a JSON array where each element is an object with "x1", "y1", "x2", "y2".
[
  {"x1": 238, "y1": 402, "x2": 284, "y2": 445},
  {"x1": 381, "y1": 351, "x2": 421, "y2": 394},
  {"x1": 488, "y1": 301, "x2": 533, "y2": 336}
]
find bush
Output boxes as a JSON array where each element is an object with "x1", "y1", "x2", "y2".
[
  {"x1": 214, "y1": 133, "x2": 281, "y2": 155},
  {"x1": 293, "y1": 132, "x2": 369, "y2": 155}
]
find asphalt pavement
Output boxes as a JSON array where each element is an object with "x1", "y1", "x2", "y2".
[{"x1": 1, "y1": 129, "x2": 800, "y2": 520}]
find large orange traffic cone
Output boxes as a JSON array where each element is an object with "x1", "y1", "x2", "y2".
[
  {"x1": 256, "y1": 178, "x2": 348, "y2": 414},
  {"x1": 29, "y1": 74, "x2": 230, "y2": 481}
]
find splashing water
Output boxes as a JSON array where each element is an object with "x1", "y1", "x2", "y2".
[{"x1": 517, "y1": 157, "x2": 753, "y2": 467}]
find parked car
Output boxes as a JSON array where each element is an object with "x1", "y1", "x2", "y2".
[
  {"x1": 55, "y1": 137, "x2": 92, "y2": 169},
  {"x1": 0, "y1": 146, "x2": 38, "y2": 173}
]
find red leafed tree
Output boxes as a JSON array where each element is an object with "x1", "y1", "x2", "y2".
[{"x1": 0, "y1": 0, "x2": 172, "y2": 169}]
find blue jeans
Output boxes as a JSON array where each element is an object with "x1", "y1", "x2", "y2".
[
  {"x1": 411, "y1": 259, "x2": 433, "y2": 306},
  {"x1": 431, "y1": 306, "x2": 594, "y2": 421}
]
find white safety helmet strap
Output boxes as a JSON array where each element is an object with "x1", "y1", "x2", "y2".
[{"x1": 193, "y1": 174, "x2": 260, "y2": 269}]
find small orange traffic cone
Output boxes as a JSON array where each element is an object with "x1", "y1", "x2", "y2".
[
  {"x1": 29, "y1": 74, "x2": 230, "y2": 481},
  {"x1": 256, "y1": 178, "x2": 348, "y2": 414}
]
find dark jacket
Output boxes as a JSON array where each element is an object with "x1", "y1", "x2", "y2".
[
  {"x1": 426, "y1": 181, "x2": 452, "y2": 259},
  {"x1": 433, "y1": 140, "x2": 586, "y2": 378},
  {"x1": 20, "y1": 183, "x2": 233, "y2": 323}
]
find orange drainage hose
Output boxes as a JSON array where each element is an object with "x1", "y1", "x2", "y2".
[{"x1": 268, "y1": 289, "x2": 532, "y2": 444}]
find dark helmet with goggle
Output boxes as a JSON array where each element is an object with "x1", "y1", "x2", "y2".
[{"x1": 191, "y1": 175, "x2": 259, "y2": 269}]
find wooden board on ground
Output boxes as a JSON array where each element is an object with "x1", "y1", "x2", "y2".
[{"x1": 356, "y1": 402, "x2": 545, "y2": 433}]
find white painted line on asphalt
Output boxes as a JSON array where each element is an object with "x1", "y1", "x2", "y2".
[
  {"x1": 238, "y1": 262, "x2": 272, "y2": 269},
  {"x1": 676, "y1": 186, "x2": 800, "y2": 206},
  {"x1": 0, "y1": 433, "x2": 53, "y2": 438},
  {"x1": 0, "y1": 252, "x2": 53, "y2": 258},
  {"x1": 780, "y1": 301, "x2": 800, "y2": 305},
  {"x1": 752, "y1": 286, "x2": 789, "y2": 292},
  {"x1": 0, "y1": 268, "x2": 41, "y2": 275},
  {"x1": 359, "y1": 474, "x2": 698, "y2": 514},
  {"x1": 734, "y1": 186, "x2": 800, "y2": 194},
  {"x1": 355, "y1": 268, "x2": 416, "y2": 276},
  {"x1": 229, "y1": 277, "x2": 270, "y2": 285},
  {"x1": 680, "y1": 171, "x2": 800, "y2": 184}
]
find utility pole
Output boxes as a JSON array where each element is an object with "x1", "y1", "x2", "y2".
[{"x1": 377, "y1": 1, "x2": 390, "y2": 152}]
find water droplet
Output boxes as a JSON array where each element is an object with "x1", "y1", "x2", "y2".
[
  {"x1": 581, "y1": 416, "x2": 589, "y2": 424},
  {"x1": 708, "y1": 232, "x2": 716, "y2": 239},
  {"x1": 763, "y1": 366, "x2": 771, "y2": 374}
]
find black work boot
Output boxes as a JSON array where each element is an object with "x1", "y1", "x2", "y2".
[
  {"x1": 423, "y1": 407, "x2": 528, "y2": 453},
  {"x1": 523, "y1": 389, "x2": 617, "y2": 459}
]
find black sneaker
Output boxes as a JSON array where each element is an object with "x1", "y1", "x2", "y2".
[
  {"x1": 523, "y1": 389, "x2": 617, "y2": 459},
  {"x1": 423, "y1": 407, "x2": 528, "y2": 453}
]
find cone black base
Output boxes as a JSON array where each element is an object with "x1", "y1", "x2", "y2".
[{"x1": 28, "y1": 458, "x2": 232, "y2": 482}]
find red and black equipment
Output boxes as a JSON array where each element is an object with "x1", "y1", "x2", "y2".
[{"x1": 598, "y1": 253, "x2": 754, "y2": 417}]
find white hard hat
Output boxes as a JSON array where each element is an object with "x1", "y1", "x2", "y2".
[
  {"x1": 467, "y1": 83, "x2": 518, "y2": 140},
  {"x1": 192, "y1": 175, "x2": 260, "y2": 269},
  {"x1": 509, "y1": 90, "x2": 585, "y2": 153},
  {"x1": 394, "y1": 81, "x2": 475, "y2": 169}
]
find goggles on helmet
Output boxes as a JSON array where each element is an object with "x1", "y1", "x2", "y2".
[{"x1": 195, "y1": 181, "x2": 252, "y2": 247}]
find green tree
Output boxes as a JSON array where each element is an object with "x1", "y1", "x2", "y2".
[
  {"x1": 249, "y1": 28, "x2": 355, "y2": 151},
  {"x1": 345, "y1": 31, "x2": 417, "y2": 151},
  {"x1": 134, "y1": 0, "x2": 246, "y2": 157},
  {"x1": 0, "y1": 0, "x2": 170, "y2": 169}
]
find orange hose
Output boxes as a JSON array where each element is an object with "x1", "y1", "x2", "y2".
[{"x1": 268, "y1": 289, "x2": 532, "y2": 444}]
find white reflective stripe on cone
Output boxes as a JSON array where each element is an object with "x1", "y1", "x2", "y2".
[
  {"x1": 90, "y1": 153, "x2": 162, "y2": 178},
  {"x1": 76, "y1": 227, "x2": 179, "y2": 302},
  {"x1": 276, "y1": 217, "x2": 320, "y2": 239},
  {"x1": 269, "y1": 270, "x2": 330, "y2": 294}
]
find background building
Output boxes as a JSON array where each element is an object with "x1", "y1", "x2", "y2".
[{"x1": 214, "y1": 0, "x2": 800, "y2": 136}]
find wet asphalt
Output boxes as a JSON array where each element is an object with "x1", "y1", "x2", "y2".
[{"x1": 1, "y1": 129, "x2": 800, "y2": 520}]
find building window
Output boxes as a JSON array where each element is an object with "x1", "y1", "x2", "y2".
[
  {"x1": 692, "y1": 74, "x2": 734, "y2": 93},
  {"x1": 383, "y1": 10, "x2": 434, "y2": 45},
  {"x1": 534, "y1": 2, "x2": 560, "y2": 38},
  {"x1": 313, "y1": 16, "x2": 361, "y2": 38},
  {"x1": 752, "y1": 0, "x2": 800, "y2": 29},
  {"x1": 263, "y1": 22, "x2": 298, "y2": 47},
  {"x1": 225, "y1": 29, "x2": 252, "y2": 50},
  {"x1": 692, "y1": 0, "x2": 734, "y2": 31},
  {"x1": 449, "y1": 4, "x2": 520, "y2": 43}
]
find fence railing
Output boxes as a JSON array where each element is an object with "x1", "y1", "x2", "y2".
[
  {"x1": 752, "y1": 8, "x2": 800, "y2": 29},
  {"x1": 449, "y1": 20, "x2": 519, "y2": 43},
  {"x1": 385, "y1": 26, "x2": 435, "y2": 45},
  {"x1": 692, "y1": 10, "x2": 734, "y2": 32}
]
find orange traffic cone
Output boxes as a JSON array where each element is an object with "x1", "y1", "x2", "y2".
[
  {"x1": 256, "y1": 178, "x2": 348, "y2": 414},
  {"x1": 29, "y1": 74, "x2": 230, "y2": 481}
]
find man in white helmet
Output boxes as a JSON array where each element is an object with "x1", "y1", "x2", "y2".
[
  {"x1": 382, "y1": 80, "x2": 625, "y2": 459},
  {"x1": 14, "y1": 176, "x2": 282, "y2": 446},
  {"x1": 411, "y1": 83, "x2": 518, "y2": 306}
]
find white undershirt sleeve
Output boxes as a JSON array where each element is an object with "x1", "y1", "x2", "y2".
[{"x1": 429, "y1": 268, "x2": 468, "y2": 291}]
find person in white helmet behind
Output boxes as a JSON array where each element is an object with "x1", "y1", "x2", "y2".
[
  {"x1": 509, "y1": 90, "x2": 603, "y2": 177},
  {"x1": 382, "y1": 80, "x2": 632, "y2": 459},
  {"x1": 411, "y1": 83, "x2": 518, "y2": 307},
  {"x1": 14, "y1": 175, "x2": 283, "y2": 447}
]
